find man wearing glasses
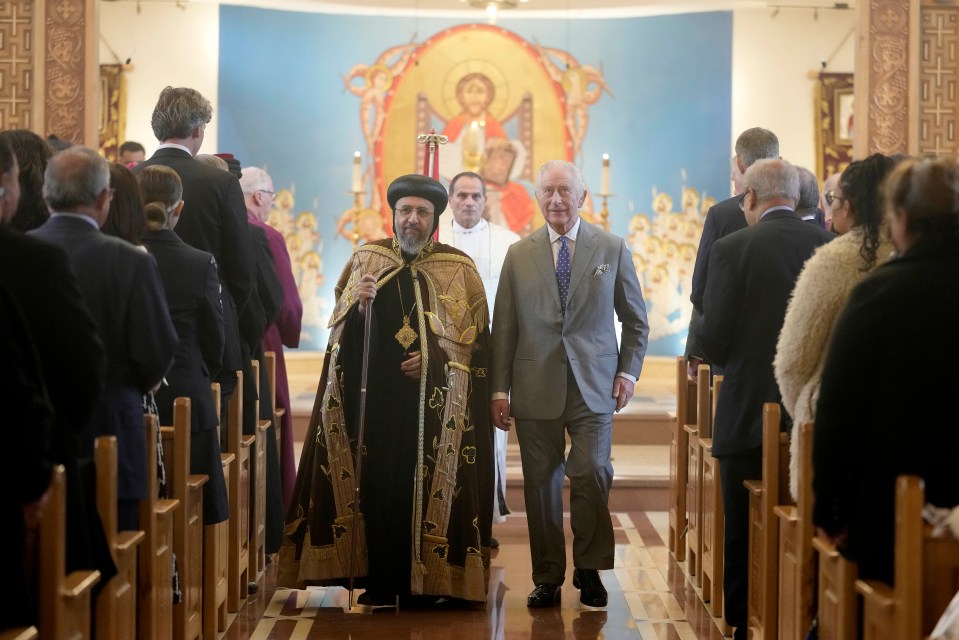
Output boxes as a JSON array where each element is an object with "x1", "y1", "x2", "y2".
[{"x1": 278, "y1": 174, "x2": 495, "y2": 609}]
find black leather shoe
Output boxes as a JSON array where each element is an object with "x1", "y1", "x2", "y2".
[
  {"x1": 572, "y1": 569, "x2": 608, "y2": 607},
  {"x1": 527, "y1": 583, "x2": 561, "y2": 608}
]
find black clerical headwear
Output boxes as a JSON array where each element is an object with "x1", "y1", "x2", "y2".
[{"x1": 386, "y1": 174, "x2": 448, "y2": 234}]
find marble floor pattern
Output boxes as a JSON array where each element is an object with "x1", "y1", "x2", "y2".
[{"x1": 220, "y1": 510, "x2": 727, "y2": 639}]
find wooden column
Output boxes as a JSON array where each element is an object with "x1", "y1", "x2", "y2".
[
  {"x1": 855, "y1": 0, "x2": 959, "y2": 158},
  {"x1": 0, "y1": 0, "x2": 98, "y2": 146}
]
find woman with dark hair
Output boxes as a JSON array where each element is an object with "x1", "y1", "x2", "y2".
[
  {"x1": 138, "y1": 164, "x2": 229, "y2": 525},
  {"x1": 813, "y1": 156, "x2": 959, "y2": 583},
  {"x1": 0, "y1": 129, "x2": 52, "y2": 231},
  {"x1": 103, "y1": 162, "x2": 146, "y2": 247},
  {"x1": 774, "y1": 153, "x2": 898, "y2": 498}
]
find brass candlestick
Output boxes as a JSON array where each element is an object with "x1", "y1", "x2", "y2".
[
  {"x1": 349, "y1": 189, "x2": 366, "y2": 249},
  {"x1": 595, "y1": 192, "x2": 613, "y2": 231}
]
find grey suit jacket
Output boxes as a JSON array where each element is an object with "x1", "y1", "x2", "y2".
[{"x1": 490, "y1": 219, "x2": 649, "y2": 419}]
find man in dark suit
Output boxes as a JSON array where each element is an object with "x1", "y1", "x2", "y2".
[
  {"x1": 31, "y1": 146, "x2": 178, "y2": 530},
  {"x1": 698, "y1": 159, "x2": 833, "y2": 639},
  {"x1": 491, "y1": 160, "x2": 649, "y2": 609},
  {"x1": 133, "y1": 86, "x2": 259, "y2": 410},
  {"x1": 686, "y1": 127, "x2": 780, "y2": 380},
  {"x1": 796, "y1": 166, "x2": 827, "y2": 228}
]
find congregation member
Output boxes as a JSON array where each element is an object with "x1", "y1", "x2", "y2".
[
  {"x1": 279, "y1": 174, "x2": 494, "y2": 607},
  {"x1": 820, "y1": 171, "x2": 842, "y2": 231},
  {"x1": 119, "y1": 140, "x2": 147, "y2": 165},
  {"x1": 490, "y1": 160, "x2": 649, "y2": 609},
  {"x1": 0, "y1": 129, "x2": 52, "y2": 231},
  {"x1": 0, "y1": 138, "x2": 113, "y2": 593},
  {"x1": 30, "y1": 146, "x2": 178, "y2": 530},
  {"x1": 686, "y1": 127, "x2": 780, "y2": 380},
  {"x1": 103, "y1": 162, "x2": 147, "y2": 247},
  {"x1": 698, "y1": 159, "x2": 833, "y2": 640},
  {"x1": 795, "y1": 166, "x2": 826, "y2": 227},
  {"x1": 813, "y1": 156, "x2": 959, "y2": 583},
  {"x1": 775, "y1": 153, "x2": 896, "y2": 498},
  {"x1": 238, "y1": 166, "x2": 288, "y2": 552},
  {"x1": 139, "y1": 164, "x2": 230, "y2": 526},
  {"x1": 439, "y1": 170, "x2": 519, "y2": 543},
  {"x1": 240, "y1": 167, "x2": 303, "y2": 511},
  {"x1": 133, "y1": 86, "x2": 258, "y2": 420}
]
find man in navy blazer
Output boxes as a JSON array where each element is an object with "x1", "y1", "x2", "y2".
[
  {"x1": 133, "y1": 86, "x2": 258, "y2": 408},
  {"x1": 698, "y1": 159, "x2": 833, "y2": 639},
  {"x1": 491, "y1": 160, "x2": 649, "y2": 609},
  {"x1": 686, "y1": 128, "x2": 780, "y2": 380},
  {"x1": 31, "y1": 146, "x2": 178, "y2": 530}
]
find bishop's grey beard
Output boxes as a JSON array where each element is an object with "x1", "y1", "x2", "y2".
[{"x1": 396, "y1": 227, "x2": 429, "y2": 256}]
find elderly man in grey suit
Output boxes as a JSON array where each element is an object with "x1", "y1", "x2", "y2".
[{"x1": 490, "y1": 160, "x2": 649, "y2": 608}]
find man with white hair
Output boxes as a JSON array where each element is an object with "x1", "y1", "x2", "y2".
[
  {"x1": 239, "y1": 167, "x2": 303, "y2": 517},
  {"x1": 491, "y1": 160, "x2": 649, "y2": 609},
  {"x1": 698, "y1": 158, "x2": 832, "y2": 640}
]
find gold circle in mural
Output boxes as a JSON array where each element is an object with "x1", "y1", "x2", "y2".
[
  {"x1": 380, "y1": 25, "x2": 568, "y2": 202},
  {"x1": 561, "y1": 67, "x2": 588, "y2": 95},
  {"x1": 439, "y1": 60, "x2": 510, "y2": 123}
]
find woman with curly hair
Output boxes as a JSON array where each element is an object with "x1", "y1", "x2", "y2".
[
  {"x1": 0, "y1": 129, "x2": 52, "y2": 231},
  {"x1": 774, "y1": 153, "x2": 899, "y2": 498}
]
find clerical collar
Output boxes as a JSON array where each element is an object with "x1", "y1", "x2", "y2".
[
  {"x1": 450, "y1": 218, "x2": 489, "y2": 235},
  {"x1": 547, "y1": 217, "x2": 582, "y2": 244}
]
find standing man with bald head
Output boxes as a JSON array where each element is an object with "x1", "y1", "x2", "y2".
[
  {"x1": 490, "y1": 160, "x2": 649, "y2": 609},
  {"x1": 698, "y1": 159, "x2": 833, "y2": 639},
  {"x1": 439, "y1": 171, "x2": 519, "y2": 539}
]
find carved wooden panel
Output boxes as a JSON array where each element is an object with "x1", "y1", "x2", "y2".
[
  {"x1": 0, "y1": 1, "x2": 36, "y2": 130},
  {"x1": 45, "y1": 0, "x2": 87, "y2": 143},
  {"x1": 918, "y1": 6, "x2": 958, "y2": 157},
  {"x1": 865, "y1": 0, "x2": 911, "y2": 156}
]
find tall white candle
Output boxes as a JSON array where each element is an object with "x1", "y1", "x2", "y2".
[
  {"x1": 601, "y1": 154, "x2": 611, "y2": 194},
  {"x1": 352, "y1": 151, "x2": 362, "y2": 192}
]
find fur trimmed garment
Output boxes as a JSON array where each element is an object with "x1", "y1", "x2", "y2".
[{"x1": 774, "y1": 227, "x2": 893, "y2": 498}]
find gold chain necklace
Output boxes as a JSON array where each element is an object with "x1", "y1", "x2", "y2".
[{"x1": 394, "y1": 275, "x2": 418, "y2": 351}]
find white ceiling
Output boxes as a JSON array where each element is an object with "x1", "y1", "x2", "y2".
[{"x1": 203, "y1": 0, "x2": 856, "y2": 18}]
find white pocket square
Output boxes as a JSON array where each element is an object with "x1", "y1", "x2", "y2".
[{"x1": 592, "y1": 264, "x2": 611, "y2": 276}]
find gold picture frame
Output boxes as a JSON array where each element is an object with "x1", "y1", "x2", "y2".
[{"x1": 815, "y1": 72, "x2": 854, "y2": 181}]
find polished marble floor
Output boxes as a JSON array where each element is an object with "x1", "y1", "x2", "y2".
[{"x1": 220, "y1": 510, "x2": 727, "y2": 639}]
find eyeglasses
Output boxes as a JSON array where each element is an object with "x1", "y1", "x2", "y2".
[
  {"x1": 823, "y1": 190, "x2": 843, "y2": 207},
  {"x1": 738, "y1": 188, "x2": 752, "y2": 212},
  {"x1": 395, "y1": 206, "x2": 434, "y2": 219},
  {"x1": 257, "y1": 189, "x2": 277, "y2": 201}
]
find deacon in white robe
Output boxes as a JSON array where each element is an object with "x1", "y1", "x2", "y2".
[{"x1": 440, "y1": 172, "x2": 520, "y2": 529}]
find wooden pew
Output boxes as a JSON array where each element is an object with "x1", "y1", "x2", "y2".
[
  {"x1": 203, "y1": 383, "x2": 231, "y2": 640},
  {"x1": 249, "y1": 359, "x2": 270, "y2": 585},
  {"x1": 811, "y1": 537, "x2": 858, "y2": 640},
  {"x1": 700, "y1": 375, "x2": 725, "y2": 619},
  {"x1": 94, "y1": 436, "x2": 146, "y2": 640},
  {"x1": 160, "y1": 398, "x2": 208, "y2": 640},
  {"x1": 38, "y1": 465, "x2": 100, "y2": 640},
  {"x1": 265, "y1": 350, "x2": 284, "y2": 476},
  {"x1": 774, "y1": 422, "x2": 815, "y2": 640},
  {"x1": 856, "y1": 475, "x2": 959, "y2": 640},
  {"x1": 744, "y1": 403, "x2": 789, "y2": 640},
  {"x1": 669, "y1": 356, "x2": 696, "y2": 562},
  {"x1": 137, "y1": 414, "x2": 179, "y2": 640},
  {"x1": 223, "y1": 370, "x2": 254, "y2": 611},
  {"x1": 684, "y1": 364, "x2": 712, "y2": 584}
]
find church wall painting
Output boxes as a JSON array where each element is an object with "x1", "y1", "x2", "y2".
[{"x1": 218, "y1": 7, "x2": 732, "y2": 357}]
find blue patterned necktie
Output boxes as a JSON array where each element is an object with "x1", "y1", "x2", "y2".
[{"x1": 556, "y1": 235, "x2": 570, "y2": 314}]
